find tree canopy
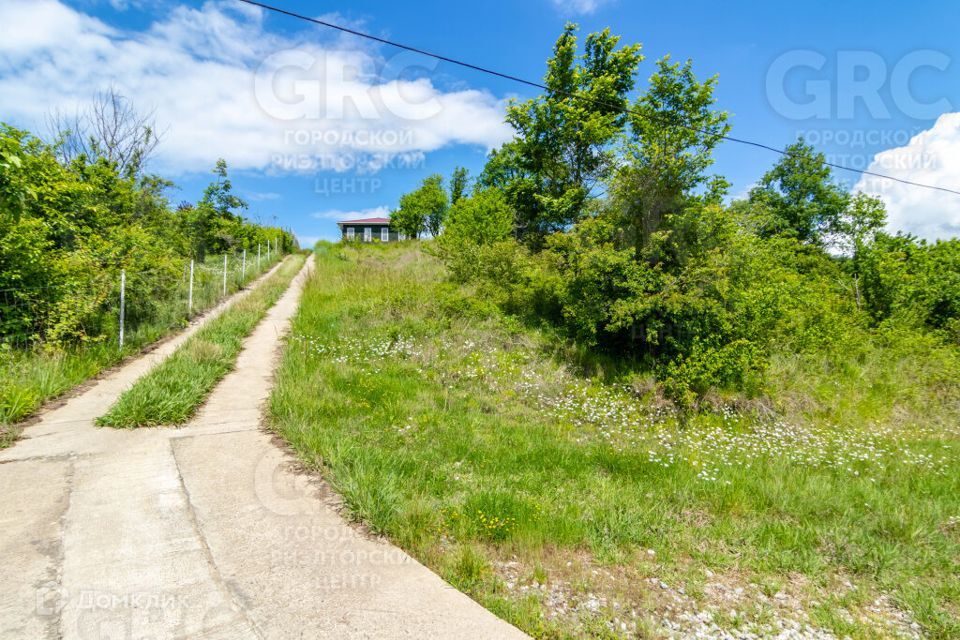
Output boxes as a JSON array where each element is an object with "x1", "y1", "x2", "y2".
[
  {"x1": 424, "y1": 24, "x2": 960, "y2": 408},
  {"x1": 480, "y1": 25, "x2": 643, "y2": 246},
  {"x1": 392, "y1": 174, "x2": 449, "y2": 239}
]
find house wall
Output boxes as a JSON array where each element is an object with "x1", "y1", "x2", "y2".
[{"x1": 340, "y1": 225, "x2": 401, "y2": 243}]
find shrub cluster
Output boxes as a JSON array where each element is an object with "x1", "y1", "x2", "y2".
[
  {"x1": 0, "y1": 124, "x2": 294, "y2": 348},
  {"x1": 422, "y1": 26, "x2": 959, "y2": 407}
]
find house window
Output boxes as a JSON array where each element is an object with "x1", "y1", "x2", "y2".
[
  {"x1": 381, "y1": 227, "x2": 389, "y2": 242},
  {"x1": 364, "y1": 227, "x2": 372, "y2": 242},
  {"x1": 346, "y1": 227, "x2": 355, "y2": 241}
]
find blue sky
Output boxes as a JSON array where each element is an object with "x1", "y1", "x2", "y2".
[{"x1": 2, "y1": 0, "x2": 959, "y2": 243}]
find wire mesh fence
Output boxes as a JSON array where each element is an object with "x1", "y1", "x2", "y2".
[
  {"x1": 1, "y1": 245, "x2": 285, "y2": 371},
  {"x1": 1, "y1": 243, "x2": 288, "y2": 426}
]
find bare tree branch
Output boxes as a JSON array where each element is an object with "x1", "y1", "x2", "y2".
[{"x1": 46, "y1": 87, "x2": 165, "y2": 178}]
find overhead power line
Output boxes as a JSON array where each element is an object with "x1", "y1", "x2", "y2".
[{"x1": 237, "y1": 0, "x2": 960, "y2": 198}]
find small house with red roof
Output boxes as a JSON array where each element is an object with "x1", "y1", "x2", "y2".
[{"x1": 336, "y1": 217, "x2": 403, "y2": 243}]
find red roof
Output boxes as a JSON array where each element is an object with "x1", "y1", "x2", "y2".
[{"x1": 337, "y1": 217, "x2": 391, "y2": 225}]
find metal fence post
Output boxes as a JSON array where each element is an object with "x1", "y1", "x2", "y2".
[
  {"x1": 119, "y1": 269, "x2": 126, "y2": 350},
  {"x1": 188, "y1": 259, "x2": 194, "y2": 317},
  {"x1": 222, "y1": 253, "x2": 228, "y2": 296},
  {"x1": 267, "y1": 240, "x2": 271, "y2": 263},
  {"x1": 242, "y1": 248, "x2": 247, "y2": 281}
]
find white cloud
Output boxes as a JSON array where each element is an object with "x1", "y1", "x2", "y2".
[
  {"x1": 855, "y1": 113, "x2": 960, "y2": 240},
  {"x1": 245, "y1": 191, "x2": 281, "y2": 202},
  {"x1": 311, "y1": 206, "x2": 390, "y2": 220},
  {"x1": 549, "y1": 0, "x2": 617, "y2": 15},
  {"x1": 0, "y1": 0, "x2": 512, "y2": 176},
  {"x1": 0, "y1": 0, "x2": 114, "y2": 55}
]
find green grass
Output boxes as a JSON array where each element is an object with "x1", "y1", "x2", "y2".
[
  {"x1": 96, "y1": 253, "x2": 306, "y2": 428},
  {"x1": 1, "y1": 251, "x2": 287, "y2": 447},
  {"x1": 269, "y1": 243, "x2": 960, "y2": 639}
]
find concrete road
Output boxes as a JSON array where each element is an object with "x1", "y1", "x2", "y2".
[{"x1": 0, "y1": 256, "x2": 528, "y2": 640}]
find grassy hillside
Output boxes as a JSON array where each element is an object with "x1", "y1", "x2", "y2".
[{"x1": 269, "y1": 242, "x2": 959, "y2": 639}]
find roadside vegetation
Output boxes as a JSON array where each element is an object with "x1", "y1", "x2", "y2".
[
  {"x1": 0, "y1": 92, "x2": 295, "y2": 444},
  {"x1": 271, "y1": 23, "x2": 960, "y2": 640},
  {"x1": 271, "y1": 243, "x2": 958, "y2": 639},
  {"x1": 97, "y1": 253, "x2": 306, "y2": 428},
  {"x1": 387, "y1": 29, "x2": 960, "y2": 414}
]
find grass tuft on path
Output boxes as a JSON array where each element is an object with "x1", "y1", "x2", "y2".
[
  {"x1": 269, "y1": 242, "x2": 960, "y2": 640},
  {"x1": 97, "y1": 254, "x2": 306, "y2": 428},
  {"x1": 1, "y1": 251, "x2": 287, "y2": 447}
]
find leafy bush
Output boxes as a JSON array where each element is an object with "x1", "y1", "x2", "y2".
[
  {"x1": 860, "y1": 233, "x2": 960, "y2": 334},
  {"x1": 0, "y1": 124, "x2": 294, "y2": 349},
  {"x1": 662, "y1": 339, "x2": 765, "y2": 409},
  {"x1": 435, "y1": 189, "x2": 515, "y2": 282},
  {"x1": 391, "y1": 174, "x2": 448, "y2": 239},
  {"x1": 427, "y1": 24, "x2": 960, "y2": 408}
]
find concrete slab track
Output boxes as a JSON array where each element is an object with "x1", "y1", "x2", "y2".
[{"x1": 0, "y1": 257, "x2": 527, "y2": 640}]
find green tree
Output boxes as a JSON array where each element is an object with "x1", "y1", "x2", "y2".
[
  {"x1": 834, "y1": 193, "x2": 887, "y2": 256},
  {"x1": 389, "y1": 205, "x2": 424, "y2": 240},
  {"x1": 0, "y1": 123, "x2": 292, "y2": 348},
  {"x1": 450, "y1": 167, "x2": 469, "y2": 205},
  {"x1": 445, "y1": 188, "x2": 514, "y2": 246},
  {"x1": 859, "y1": 234, "x2": 960, "y2": 333},
  {"x1": 437, "y1": 189, "x2": 515, "y2": 281},
  {"x1": 481, "y1": 24, "x2": 643, "y2": 246},
  {"x1": 393, "y1": 174, "x2": 448, "y2": 239},
  {"x1": 748, "y1": 139, "x2": 850, "y2": 244},
  {"x1": 187, "y1": 159, "x2": 248, "y2": 260},
  {"x1": 428, "y1": 23, "x2": 960, "y2": 408},
  {"x1": 612, "y1": 56, "x2": 730, "y2": 257},
  {"x1": 422, "y1": 174, "x2": 449, "y2": 237}
]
